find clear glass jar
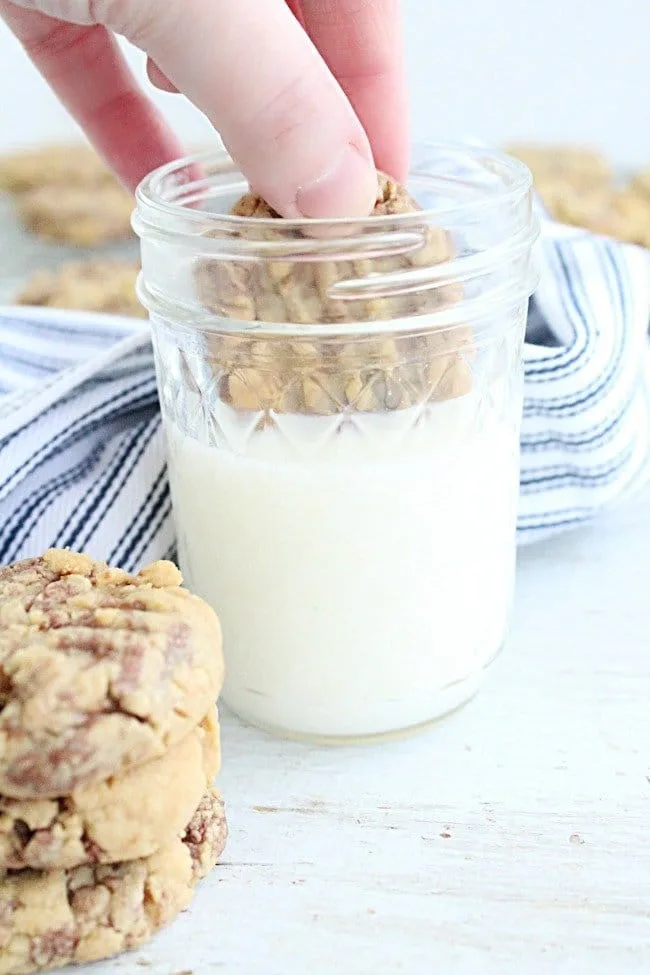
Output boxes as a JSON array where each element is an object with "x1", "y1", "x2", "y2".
[{"x1": 133, "y1": 143, "x2": 538, "y2": 743}]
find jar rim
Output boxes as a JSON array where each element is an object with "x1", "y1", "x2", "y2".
[
  {"x1": 134, "y1": 141, "x2": 539, "y2": 334},
  {"x1": 134, "y1": 140, "x2": 533, "y2": 234}
]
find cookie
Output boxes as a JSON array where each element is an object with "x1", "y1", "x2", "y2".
[
  {"x1": 0, "y1": 549, "x2": 224, "y2": 799},
  {"x1": 195, "y1": 171, "x2": 458, "y2": 326},
  {"x1": 0, "y1": 787, "x2": 227, "y2": 975},
  {"x1": 0, "y1": 146, "x2": 114, "y2": 195},
  {"x1": 547, "y1": 184, "x2": 650, "y2": 247},
  {"x1": 631, "y1": 168, "x2": 650, "y2": 199},
  {"x1": 16, "y1": 185, "x2": 134, "y2": 246},
  {"x1": 505, "y1": 143, "x2": 613, "y2": 187},
  {"x1": 0, "y1": 707, "x2": 220, "y2": 871},
  {"x1": 16, "y1": 261, "x2": 145, "y2": 319},
  {"x1": 193, "y1": 172, "x2": 473, "y2": 415}
]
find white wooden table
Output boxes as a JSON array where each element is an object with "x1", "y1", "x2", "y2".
[{"x1": 83, "y1": 487, "x2": 649, "y2": 975}]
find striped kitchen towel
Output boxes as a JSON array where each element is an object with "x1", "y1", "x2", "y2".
[{"x1": 1, "y1": 222, "x2": 650, "y2": 570}]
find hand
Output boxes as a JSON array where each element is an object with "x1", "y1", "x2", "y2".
[{"x1": 0, "y1": 0, "x2": 408, "y2": 217}]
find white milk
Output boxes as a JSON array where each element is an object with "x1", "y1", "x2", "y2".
[{"x1": 166, "y1": 397, "x2": 520, "y2": 740}]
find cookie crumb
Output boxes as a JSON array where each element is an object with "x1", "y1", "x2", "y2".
[
  {"x1": 137, "y1": 561, "x2": 183, "y2": 589},
  {"x1": 42, "y1": 548, "x2": 95, "y2": 577}
]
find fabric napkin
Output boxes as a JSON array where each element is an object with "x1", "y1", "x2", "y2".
[{"x1": 1, "y1": 216, "x2": 650, "y2": 571}]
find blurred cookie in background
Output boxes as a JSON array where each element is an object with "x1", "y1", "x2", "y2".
[
  {"x1": 631, "y1": 167, "x2": 650, "y2": 200},
  {"x1": 549, "y1": 185, "x2": 650, "y2": 248},
  {"x1": 16, "y1": 184, "x2": 135, "y2": 246},
  {"x1": 0, "y1": 144, "x2": 115, "y2": 194},
  {"x1": 16, "y1": 260, "x2": 145, "y2": 318},
  {"x1": 506, "y1": 142, "x2": 650, "y2": 247},
  {"x1": 505, "y1": 143, "x2": 613, "y2": 188}
]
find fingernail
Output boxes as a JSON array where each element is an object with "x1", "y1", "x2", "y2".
[{"x1": 295, "y1": 145, "x2": 377, "y2": 219}]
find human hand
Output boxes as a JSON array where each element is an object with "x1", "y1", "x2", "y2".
[{"x1": 1, "y1": 0, "x2": 408, "y2": 217}]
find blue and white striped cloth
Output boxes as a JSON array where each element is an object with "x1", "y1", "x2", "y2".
[{"x1": 1, "y1": 220, "x2": 650, "y2": 571}]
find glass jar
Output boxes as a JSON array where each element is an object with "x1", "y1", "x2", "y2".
[{"x1": 133, "y1": 143, "x2": 538, "y2": 743}]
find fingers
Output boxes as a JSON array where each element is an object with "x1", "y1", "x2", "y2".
[
  {"x1": 286, "y1": 0, "x2": 307, "y2": 29},
  {"x1": 0, "y1": 2, "x2": 185, "y2": 191},
  {"x1": 146, "y1": 57, "x2": 178, "y2": 94},
  {"x1": 297, "y1": 0, "x2": 410, "y2": 181},
  {"x1": 101, "y1": 0, "x2": 379, "y2": 218},
  {"x1": 1, "y1": 0, "x2": 385, "y2": 217}
]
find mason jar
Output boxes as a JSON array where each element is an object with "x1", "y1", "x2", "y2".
[{"x1": 133, "y1": 143, "x2": 538, "y2": 743}]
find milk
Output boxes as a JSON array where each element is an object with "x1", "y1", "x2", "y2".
[{"x1": 165, "y1": 398, "x2": 519, "y2": 740}]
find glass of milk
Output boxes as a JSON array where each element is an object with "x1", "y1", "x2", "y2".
[{"x1": 133, "y1": 143, "x2": 539, "y2": 743}]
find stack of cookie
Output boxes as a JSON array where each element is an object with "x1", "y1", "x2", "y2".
[{"x1": 0, "y1": 549, "x2": 226, "y2": 975}]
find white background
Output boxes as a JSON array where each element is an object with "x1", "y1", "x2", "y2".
[{"x1": 0, "y1": 0, "x2": 649, "y2": 165}]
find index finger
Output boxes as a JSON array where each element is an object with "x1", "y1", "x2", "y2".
[{"x1": 295, "y1": 0, "x2": 410, "y2": 180}]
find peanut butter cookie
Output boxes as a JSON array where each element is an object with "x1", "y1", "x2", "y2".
[
  {"x1": 548, "y1": 184, "x2": 650, "y2": 247},
  {"x1": 631, "y1": 167, "x2": 650, "y2": 199},
  {"x1": 0, "y1": 707, "x2": 220, "y2": 871},
  {"x1": 196, "y1": 172, "x2": 458, "y2": 325},
  {"x1": 194, "y1": 172, "x2": 474, "y2": 415},
  {"x1": 0, "y1": 787, "x2": 227, "y2": 975},
  {"x1": 0, "y1": 146, "x2": 114, "y2": 195},
  {"x1": 505, "y1": 143, "x2": 613, "y2": 187},
  {"x1": 0, "y1": 550, "x2": 224, "y2": 799},
  {"x1": 16, "y1": 261, "x2": 145, "y2": 319},
  {"x1": 16, "y1": 185, "x2": 134, "y2": 246}
]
